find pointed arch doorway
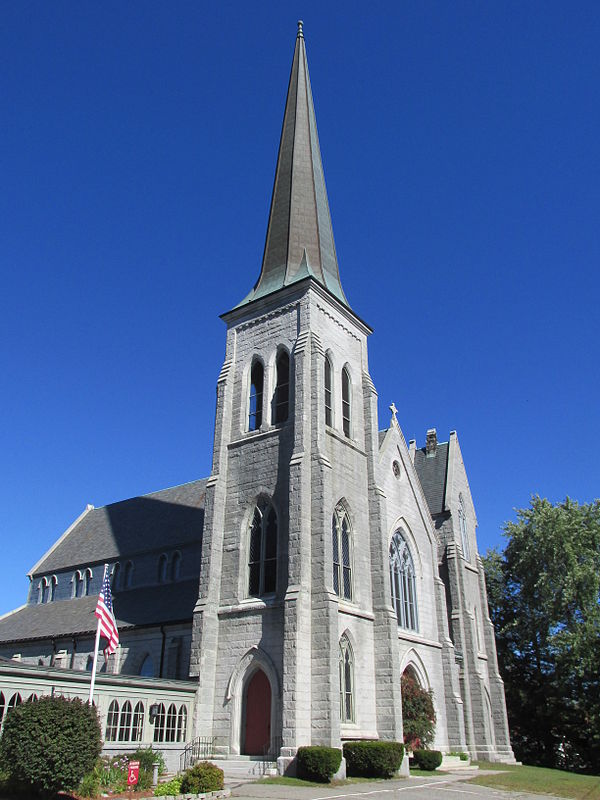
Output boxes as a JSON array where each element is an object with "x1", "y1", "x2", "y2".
[{"x1": 242, "y1": 668, "x2": 271, "y2": 755}]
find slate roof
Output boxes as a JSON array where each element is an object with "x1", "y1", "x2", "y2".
[
  {"x1": 0, "y1": 579, "x2": 199, "y2": 644},
  {"x1": 413, "y1": 443, "x2": 449, "y2": 516},
  {"x1": 238, "y1": 22, "x2": 349, "y2": 309},
  {"x1": 32, "y1": 479, "x2": 208, "y2": 576}
]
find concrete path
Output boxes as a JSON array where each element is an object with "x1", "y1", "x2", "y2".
[{"x1": 228, "y1": 771, "x2": 565, "y2": 800}]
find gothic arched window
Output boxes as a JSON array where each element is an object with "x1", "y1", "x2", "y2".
[
  {"x1": 177, "y1": 705, "x2": 187, "y2": 742},
  {"x1": 165, "y1": 703, "x2": 177, "y2": 742},
  {"x1": 139, "y1": 654, "x2": 154, "y2": 678},
  {"x1": 249, "y1": 360, "x2": 264, "y2": 431},
  {"x1": 171, "y1": 551, "x2": 181, "y2": 581},
  {"x1": 158, "y1": 553, "x2": 168, "y2": 583},
  {"x1": 73, "y1": 571, "x2": 84, "y2": 598},
  {"x1": 118, "y1": 700, "x2": 132, "y2": 741},
  {"x1": 111, "y1": 562, "x2": 120, "y2": 591},
  {"x1": 341, "y1": 367, "x2": 351, "y2": 438},
  {"x1": 41, "y1": 578, "x2": 49, "y2": 604},
  {"x1": 248, "y1": 499, "x2": 277, "y2": 597},
  {"x1": 273, "y1": 350, "x2": 290, "y2": 424},
  {"x1": 84, "y1": 568, "x2": 92, "y2": 596},
  {"x1": 132, "y1": 701, "x2": 144, "y2": 742},
  {"x1": 124, "y1": 560, "x2": 134, "y2": 589},
  {"x1": 389, "y1": 531, "x2": 418, "y2": 631},
  {"x1": 105, "y1": 700, "x2": 119, "y2": 742},
  {"x1": 324, "y1": 356, "x2": 333, "y2": 427},
  {"x1": 50, "y1": 575, "x2": 57, "y2": 602},
  {"x1": 458, "y1": 494, "x2": 471, "y2": 561},
  {"x1": 332, "y1": 504, "x2": 352, "y2": 600},
  {"x1": 153, "y1": 703, "x2": 166, "y2": 742},
  {"x1": 339, "y1": 635, "x2": 355, "y2": 723}
]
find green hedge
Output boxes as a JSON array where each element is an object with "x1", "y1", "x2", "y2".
[
  {"x1": 343, "y1": 740, "x2": 404, "y2": 778},
  {"x1": 180, "y1": 761, "x2": 224, "y2": 793},
  {"x1": 412, "y1": 749, "x2": 442, "y2": 770},
  {"x1": 0, "y1": 696, "x2": 101, "y2": 797},
  {"x1": 296, "y1": 746, "x2": 342, "y2": 782}
]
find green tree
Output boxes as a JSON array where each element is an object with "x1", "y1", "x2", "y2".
[
  {"x1": 401, "y1": 670, "x2": 436, "y2": 750},
  {"x1": 483, "y1": 496, "x2": 600, "y2": 772},
  {"x1": 0, "y1": 695, "x2": 102, "y2": 797}
]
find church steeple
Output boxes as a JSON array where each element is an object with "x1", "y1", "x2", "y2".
[{"x1": 238, "y1": 21, "x2": 350, "y2": 309}]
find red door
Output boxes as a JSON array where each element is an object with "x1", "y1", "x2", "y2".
[{"x1": 243, "y1": 669, "x2": 271, "y2": 755}]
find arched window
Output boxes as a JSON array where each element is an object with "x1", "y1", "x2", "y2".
[
  {"x1": 339, "y1": 636, "x2": 354, "y2": 723},
  {"x1": 248, "y1": 360, "x2": 264, "y2": 431},
  {"x1": 458, "y1": 494, "x2": 471, "y2": 560},
  {"x1": 332, "y1": 504, "x2": 352, "y2": 600},
  {"x1": 273, "y1": 350, "x2": 290, "y2": 424},
  {"x1": 41, "y1": 578, "x2": 49, "y2": 604},
  {"x1": 177, "y1": 705, "x2": 187, "y2": 742},
  {"x1": 153, "y1": 703, "x2": 166, "y2": 742},
  {"x1": 0, "y1": 692, "x2": 5, "y2": 727},
  {"x1": 105, "y1": 700, "x2": 119, "y2": 741},
  {"x1": 171, "y1": 551, "x2": 181, "y2": 582},
  {"x1": 158, "y1": 553, "x2": 168, "y2": 583},
  {"x1": 341, "y1": 367, "x2": 351, "y2": 438},
  {"x1": 74, "y1": 571, "x2": 84, "y2": 598},
  {"x1": 324, "y1": 356, "x2": 333, "y2": 427},
  {"x1": 118, "y1": 700, "x2": 132, "y2": 741},
  {"x1": 27, "y1": 693, "x2": 38, "y2": 702},
  {"x1": 84, "y1": 568, "x2": 92, "y2": 596},
  {"x1": 165, "y1": 703, "x2": 177, "y2": 742},
  {"x1": 389, "y1": 531, "x2": 418, "y2": 631},
  {"x1": 139, "y1": 654, "x2": 155, "y2": 678},
  {"x1": 248, "y1": 499, "x2": 277, "y2": 597},
  {"x1": 132, "y1": 701, "x2": 144, "y2": 742},
  {"x1": 111, "y1": 562, "x2": 120, "y2": 591},
  {"x1": 124, "y1": 561, "x2": 134, "y2": 589},
  {"x1": 50, "y1": 576, "x2": 57, "y2": 602}
]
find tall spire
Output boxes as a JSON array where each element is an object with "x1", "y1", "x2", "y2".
[{"x1": 238, "y1": 21, "x2": 350, "y2": 308}]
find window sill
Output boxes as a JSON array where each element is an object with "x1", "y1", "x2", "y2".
[
  {"x1": 218, "y1": 597, "x2": 282, "y2": 616},
  {"x1": 337, "y1": 602, "x2": 375, "y2": 622}
]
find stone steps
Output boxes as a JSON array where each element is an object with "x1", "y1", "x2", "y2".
[{"x1": 212, "y1": 757, "x2": 277, "y2": 781}]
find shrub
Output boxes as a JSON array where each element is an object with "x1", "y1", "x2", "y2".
[
  {"x1": 412, "y1": 749, "x2": 442, "y2": 771},
  {"x1": 180, "y1": 761, "x2": 224, "y2": 793},
  {"x1": 401, "y1": 671, "x2": 436, "y2": 750},
  {"x1": 0, "y1": 695, "x2": 102, "y2": 797},
  {"x1": 343, "y1": 740, "x2": 404, "y2": 778},
  {"x1": 154, "y1": 777, "x2": 182, "y2": 796},
  {"x1": 78, "y1": 769, "x2": 100, "y2": 798},
  {"x1": 296, "y1": 746, "x2": 342, "y2": 782}
]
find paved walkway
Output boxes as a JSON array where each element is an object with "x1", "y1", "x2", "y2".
[{"x1": 228, "y1": 771, "x2": 565, "y2": 800}]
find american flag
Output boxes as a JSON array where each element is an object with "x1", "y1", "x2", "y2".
[{"x1": 95, "y1": 567, "x2": 119, "y2": 657}]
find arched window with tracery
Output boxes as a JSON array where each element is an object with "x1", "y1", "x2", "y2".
[
  {"x1": 177, "y1": 705, "x2": 187, "y2": 742},
  {"x1": 332, "y1": 504, "x2": 352, "y2": 600},
  {"x1": 458, "y1": 494, "x2": 471, "y2": 561},
  {"x1": 273, "y1": 350, "x2": 290, "y2": 424},
  {"x1": 132, "y1": 701, "x2": 144, "y2": 742},
  {"x1": 105, "y1": 700, "x2": 119, "y2": 741},
  {"x1": 248, "y1": 360, "x2": 264, "y2": 431},
  {"x1": 339, "y1": 635, "x2": 355, "y2": 723},
  {"x1": 171, "y1": 551, "x2": 181, "y2": 581},
  {"x1": 341, "y1": 367, "x2": 351, "y2": 438},
  {"x1": 153, "y1": 703, "x2": 166, "y2": 742},
  {"x1": 248, "y1": 499, "x2": 277, "y2": 597},
  {"x1": 389, "y1": 531, "x2": 418, "y2": 631},
  {"x1": 158, "y1": 553, "x2": 168, "y2": 583},
  {"x1": 165, "y1": 703, "x2": 177, "y2": 742},
  {"x1": 324, "y1": 356, "x2": 333, "y2": 427},
  {"x1": 118, "y1": 701, "x2": 132, "y2": 741}
]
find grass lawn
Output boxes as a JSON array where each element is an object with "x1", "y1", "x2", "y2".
[{"x1": 469, "y1": 762, "x2": 600, "y2": 800}]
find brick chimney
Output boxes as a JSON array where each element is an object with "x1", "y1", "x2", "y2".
[{"x1": 426, "y1": 428, "x2": 437, "y2": 457}]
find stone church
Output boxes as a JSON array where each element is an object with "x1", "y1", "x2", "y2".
[{"x1": 0, "y1": 23, "x2": 514, "y2": 772}]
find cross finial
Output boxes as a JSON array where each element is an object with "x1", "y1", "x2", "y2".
[
  {"x1": 389, "y1": 402, "x2": 398, "y2": 420},
  {"x1": 297, "y1": 20, "x2": 304, "y2": 39}
]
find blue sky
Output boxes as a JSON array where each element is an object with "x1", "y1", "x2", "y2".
[{"x1": 1, "y1": 1, "x2": 599, "y2": 615}]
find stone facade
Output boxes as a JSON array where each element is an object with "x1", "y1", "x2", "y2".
[{"x1": 0, "y1": 22, "x2": 515, "y2": 770}]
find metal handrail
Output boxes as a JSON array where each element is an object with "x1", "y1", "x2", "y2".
[{"x1": 179, "y1": 735, "x2": 216, "y2": 771}]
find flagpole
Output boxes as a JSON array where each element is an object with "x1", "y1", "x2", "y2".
[{"x1": 88, "y1": 564, "x2": 108, "y2": 704}]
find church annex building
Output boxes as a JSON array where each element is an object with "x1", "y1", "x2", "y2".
[{"x1": 0, "y1": 23, "x2": 515, "y2": 774}]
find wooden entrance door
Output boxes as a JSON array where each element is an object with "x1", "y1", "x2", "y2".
[{"x1": 243, "y1": 669, "x2": 271, "y2": 755}]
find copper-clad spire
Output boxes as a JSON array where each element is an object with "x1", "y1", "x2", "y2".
[{"x1": 238, "y1": 22, "x2": 350, "y2": 308}]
